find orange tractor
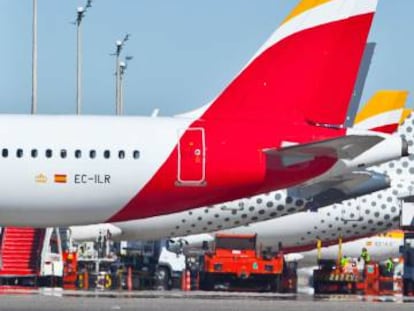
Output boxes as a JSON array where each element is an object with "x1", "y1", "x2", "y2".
[{"x1": 198, "y1": 234, "x2": 284, "y2": 291}]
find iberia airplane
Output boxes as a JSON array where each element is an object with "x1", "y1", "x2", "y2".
[
  {"x1": 0, "y1": 0, "x2": 406, "y2": 227},
  {"x1": 165, "y1": 108, "x2": 414, "y2": 257},
  {"x1": 70, "y1": 90, "x2": 409, "y2": 241}
]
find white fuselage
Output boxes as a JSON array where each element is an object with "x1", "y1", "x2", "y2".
[
  {"x1": 296, "y1": 234, "x2": 402, "y2": 266},
  {"x1": 0, "y1": 115, "x2": 191, "y2": 226},
  {"x1": 164, "y1": 176, "x2": 409, "y2": 256}
]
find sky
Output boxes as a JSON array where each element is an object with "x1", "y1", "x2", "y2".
[{"x1": 0, "y1": 1, "x2": 413, "y2": 116}]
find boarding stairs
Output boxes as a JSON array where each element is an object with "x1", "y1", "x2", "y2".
[{"x1": 0, "y1": 227, "x2": 45, "y2": 277}]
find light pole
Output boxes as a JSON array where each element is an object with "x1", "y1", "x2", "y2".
[
  {"x1": 113, "y1": 34, "x2": 130, "y2": 115},
  {"x1": 119, "y1": 61, "x2": 125, "y2": 116},
  {"x1": 119, "y1": 56, "x2": 133, "y2": 115},
  {"x1": 75, "y1": 0, "x2": 93, "y2": 115},
  {"x1": 32, "y1": 0, "x2": 37, "y2": 114}
]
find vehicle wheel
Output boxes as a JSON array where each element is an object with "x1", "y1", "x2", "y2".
[
  {"x1": 155, "y1": 267, "x2": 171, "y2": 290},
  {"x1": 270, "y1": 275, "x2": 281, "y2": 293},
  {"x1": 199, "y1": 273, "x2": 215, "y2": 291},
  {"x1": 314, "y1": 281, "x2": 321, "y2": 295}
]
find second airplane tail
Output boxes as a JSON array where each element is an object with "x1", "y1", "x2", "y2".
[{"x1": 354, "y1": 90, "x2": 410, "y2": 134}]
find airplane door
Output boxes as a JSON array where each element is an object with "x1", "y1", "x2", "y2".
[{"x1": 177, "y1": 128, "x2": 206, "y2": 185}]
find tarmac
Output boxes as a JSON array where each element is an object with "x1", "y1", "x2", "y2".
[{"x1": 0, "y1": 289, "x2": 414, "y2": 311}]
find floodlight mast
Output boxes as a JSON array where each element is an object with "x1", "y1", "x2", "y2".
[
  {"x1": 113, "y1": 34, "x2": 130, "y2": 115},
  {"x1": 32, "y1": 0, "x2": 37, "y2": 115},
  {"x1": 119, "y1": 61, "x2": 125, "y2": 116},
  {"x1": 119, "y1": 56, "x2": 133, "y2": 115},
  {"x1": 75, "y1": 0, "x2": 93, "y2": 115}
]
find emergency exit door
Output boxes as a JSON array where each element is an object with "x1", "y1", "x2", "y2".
[{"x1": 177, "y1": 127, "x2": 206, "y2": 185}]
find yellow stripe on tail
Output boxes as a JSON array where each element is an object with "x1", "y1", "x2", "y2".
[
  {"x1": 355, "y1": 90, "x2": 409, "y2": 125},
  {"x1": 282, "y1": 0, "x2": 333, "y2": 25},
  {"x1": 400, "y1": 109, "x2": 412, "y2": 125}
]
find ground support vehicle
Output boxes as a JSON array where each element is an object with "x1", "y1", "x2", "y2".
[
  {"x1": 0, "y1": 227, "x2": 63, "y2": 288},
  {"x1": 400, "y1": 196, "x2": 414, "y2": 296},
  {"x1": 196, "y1": 234, "x2": 284, "y2": 292},
  {"x1": 63, "y1": 238, "x2": 185, "y2": 291},
  {"x1": 280, "y1": 261, "x2": 298, "y2": 293},
  {"x1": 313, "y1": 258, "x2": 403, "y2": 295}
]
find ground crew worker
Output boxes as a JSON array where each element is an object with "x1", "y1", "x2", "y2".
[
  {"x1": 340, "y1": 256, "x2": 349, "y2": 268},
  {"x1": 360, "y1": 247, "x2": 371, "y2": 264},
  {"x1": 386, "y1": 257, "x2": 394, "y2": 276}
]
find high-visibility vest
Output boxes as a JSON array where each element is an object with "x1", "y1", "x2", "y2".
[
  {"x1": 361, "y1": 251, "x2": 370, "y2": 263},
  {"x1": 386, "y1": 260, "x2": 394, "y2": 272}
]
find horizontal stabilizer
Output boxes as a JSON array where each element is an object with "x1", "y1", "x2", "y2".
[
  {"x1": 264, "y1": 135, "x2": 383, "y2": 167},
  {"x1": 289, "y1": 171, "x2": 390, "y2": 209}
]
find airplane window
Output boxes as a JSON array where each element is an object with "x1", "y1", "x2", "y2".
[
  {"x1": 133, "y1": 150, "x2": 140, "y2": 159},
  {"x1": 31, "y1": 149, "x2": 38, "y2": 158},
  {"x1": 75, "y1": 150, "x2": 82, "y2": 159},
  {"x1": 104, "y1": 150, "x2": 110, "y2": 159},
  {"x1": 16, "y1": 149, "x2": 23, "y2": 158},
  {"x1": 89, "y1": 150, "x2": 96, "y2": 159},
  {"x1": 45, "y1": 149, "x2": 52, "y2": 158},
  {"x1": 60, "y1": 149, "x2": 67, "y2": 159},
  {"x1": 118, "y1": 150, "x2": 125, "y2": 159},
  {"x1": 2, "y1": 149, "x2": 8, "y2": 158}
]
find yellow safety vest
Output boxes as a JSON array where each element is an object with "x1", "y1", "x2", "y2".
[{"x1": 386, "y1": 260, "x2": 394, "y2": 272}]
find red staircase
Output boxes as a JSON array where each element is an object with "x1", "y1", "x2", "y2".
[{"x1": 0, "y1": 228, "x2": 45, "y2": 276}]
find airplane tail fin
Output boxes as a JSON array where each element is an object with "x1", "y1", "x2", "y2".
[
  {"x1": 354, "y1": 91, "x2": 409, "y2": 134},
  {"x1": 380, "y1": 108, "x2": 413, "y2": 178},
  {"x1": 191, "y1": 0, "x2": 378, "y2": 126},
  {"x1": 345, "y1": 42, "x2": 377, "y2": 127}
]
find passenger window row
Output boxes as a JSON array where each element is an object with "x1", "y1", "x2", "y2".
[{"x1": 1, "y1": 148, "x2": 140, "y2": 160}]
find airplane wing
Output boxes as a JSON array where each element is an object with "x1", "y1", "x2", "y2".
[{"x1": 289, "y1": 171, "x2": 390, "y2": 210}]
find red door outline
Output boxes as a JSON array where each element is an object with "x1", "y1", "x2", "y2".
[{"x1": 177, "y1": 128, "x2": 206, "y2": 185}]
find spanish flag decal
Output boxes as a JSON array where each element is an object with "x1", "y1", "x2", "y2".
[{"x1": 54, "y1": 174, "x2": 67, "y2": 183}]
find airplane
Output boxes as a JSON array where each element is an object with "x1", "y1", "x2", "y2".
[
  {"x1": 70, "y1": 90, "x2": 410, "y2": 241},
  {"x1": 0, "y1": 0, "x2": 405, "y2": 227},
  {"x1": 291, "y1": 231, "x2": 403, "y2": 266},
  {"x1": 163, "y1": 109, "x2": 414, "y2": 257}
]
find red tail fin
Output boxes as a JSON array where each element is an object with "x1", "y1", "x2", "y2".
[{"x1": 198, "y1": 0, "x2": 378, "y2": 126}]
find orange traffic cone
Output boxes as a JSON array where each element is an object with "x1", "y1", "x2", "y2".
[{"x1": 127, "y1": 267, "x2": 133, "y2": 291}]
